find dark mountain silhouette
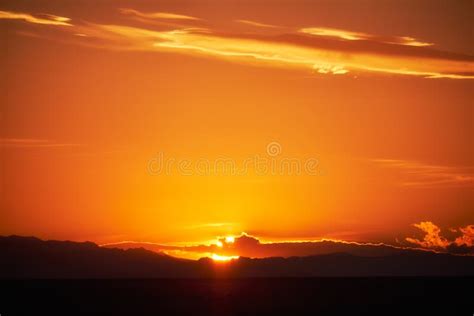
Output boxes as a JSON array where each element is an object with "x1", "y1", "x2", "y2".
[
  {"x1": 0, "y1": 235, "x2": 212, "y2": 278},
  {"x1": 2, "y1": 235, "x2": 474, "y2": 278}
]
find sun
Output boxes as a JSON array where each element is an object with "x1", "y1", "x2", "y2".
[
  {"x1": 211, "y1": 254, "x2": 239, "y2": 262},
  {"x1": 225, "y1": 236, "x2": 235, "y2": 243}
]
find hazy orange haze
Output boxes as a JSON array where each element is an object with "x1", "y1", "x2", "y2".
[{"x1": 1, "y1": 0, "x2": 473, "y2": 258}]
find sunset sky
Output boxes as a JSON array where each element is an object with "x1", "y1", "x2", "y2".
[{"x1": 1, "y1": 0, "x2": 473, "y2": 259}]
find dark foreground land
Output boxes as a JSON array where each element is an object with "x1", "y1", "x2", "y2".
[
  {"x1": 1, "y1": 237, "x2": 473, "y2": 315},
  {"x1": 0, "y1": 277, "x2": 473, "y2": 316}
]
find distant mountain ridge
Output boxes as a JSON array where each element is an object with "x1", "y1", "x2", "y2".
[{"x1": 1, "y1": 235, "x2": 473, "y2": 278}]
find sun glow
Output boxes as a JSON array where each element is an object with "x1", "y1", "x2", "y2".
[
  {"x1": 225, "y1": 236, "x2": 235, "y2": 243},
  {"x1": 211, "y1": 254, "x2": 239, "y2": 262}
]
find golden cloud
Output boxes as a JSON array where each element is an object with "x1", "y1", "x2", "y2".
[
  {"x1": 0, "y1": 10, "x2": 71, "y2": 26},
  {"x1": 4, "y1": 9, "x2": 474, "y2": 79},
  {"x1": 455, "y1": 225, "x2": 474, "y2": 247},
  {"x1": 405, "y1": 221, "x2": 450, "y2": 249},
  {"x1": 406, "y1": 222, "x2": 474, "y2": 254},
  {"x1": 235, "y1": 19, "x2": 279, "y2": 29},
  {"x1": 119, "y1": 8, "x2": 201, "y2": 21},
  {"x1": 73, "y1": 23, "x2": 474, "y2": 79}
]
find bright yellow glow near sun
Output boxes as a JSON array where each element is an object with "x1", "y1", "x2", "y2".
[
  {"x1": 225, "y1": 236, "x2": 235, "y2": 243},
  {"x1": 211, "y1": 254, "x2": 239, "y2": 262}
]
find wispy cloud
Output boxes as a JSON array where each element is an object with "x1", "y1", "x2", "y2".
[
  {"x1": 5, "y1": 9, "x2": 474, "y2": 79},
  {"x1": 0, "y1": 10, "x2": 71, "y2": 26},
  {"x1": 119, "y1": 8, "x2": 201, "y2": 21},
  {"x1": 185, "y1": 222, "x2": 236, "y2": 229},
  {"x1": 235, "y1": 19, "x2": 279, "y2": 29},
  {"x1": 372, "y1": 159, "x2": 474, "y2": 187},
  {"x1": 301, "y1": 27, "x2": 433, "y2": 47},
  {"x1": 65, "y1": 23, "x2": 473, "y2": 78}
]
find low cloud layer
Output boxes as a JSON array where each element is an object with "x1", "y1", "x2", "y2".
[
  {"x1": 406, "y1": 221, "x2": 474, "y2": 254},
  {"x1": 103, "y1": 222, "x2": 474, "y2": 259},
  {"x1": 102, "y1": 233, "x2": 424, "y2": 260}
]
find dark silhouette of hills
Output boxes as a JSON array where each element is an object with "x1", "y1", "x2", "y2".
[
  {"x1": 2, "y1": 236, "x2": 474, "y2": 315},
  {"x1": 0, "y1": 235, "x2": 210, "y2": 278},
  {"x1": 1, "y1": 235, "x2": 474, "y2": 278}
]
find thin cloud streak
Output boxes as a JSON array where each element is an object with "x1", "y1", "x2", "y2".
[
  {"x1": 185, "y1": 222, "x2": 236, "y2": 229},
  {"x1": 119, "y1": 8, "x2": 201, "y2": 21},
  {"x1": 372, "y1": 159, "x2": 474, "y2": 187},
  {"x1": 0, "y1": 10, "x2": 71, "y2": 26},
  {"x1": 301, "y1": 27, "x2": 433, "y2": 47},
  {"x1": 236, "y1": 19, "x2": 279, "y2": 29}
]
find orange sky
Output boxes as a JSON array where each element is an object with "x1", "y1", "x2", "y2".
[{"x1": 0, "y1": 0, "x2": 473, "y2": 258}]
